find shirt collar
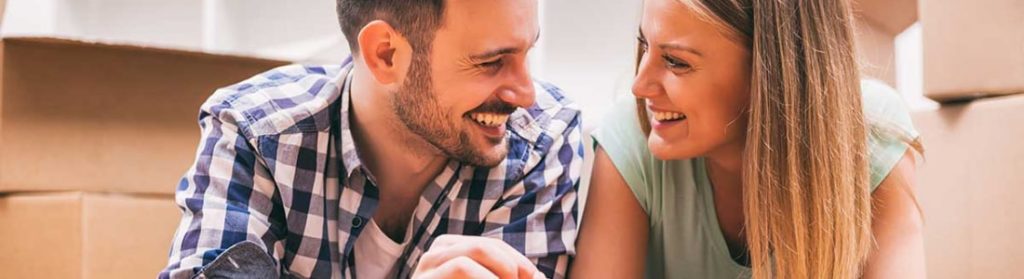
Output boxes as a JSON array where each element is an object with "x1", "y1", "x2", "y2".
[{"x1": 338, "y1": 69, "x2": 378, "y2": 184}]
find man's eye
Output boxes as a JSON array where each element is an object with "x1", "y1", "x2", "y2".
[{"x1": 479, "y1": 59, "x2": 503, "y2": 69}]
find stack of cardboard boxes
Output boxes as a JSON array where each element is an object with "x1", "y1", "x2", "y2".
[
  {"x1": 912, "y1": 0, "x2": 1024, "y2": 278},
  {"x1": 857, "y1": 0, "x2": 1024, "y2": 277},
  {"x1": 854, "y1": 0, "x2": 1023, "y2": 276},
  {"x1": 0, "y1": 37, "x2": 285, "y2": 277}
]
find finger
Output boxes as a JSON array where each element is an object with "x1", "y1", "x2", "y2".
[
  {"x1": 518, "y1": 262, "x2": 545, "y2": 279},
  {"x1": 428, "y1": 234, "x2": 463, "y2": 249},
  {"x1": 428, "y1": 256, "x2": 499, "y2": 279},
  {"x1": 479, "y1": 237, "x2": 542, "y2": 277},
  {"x1": 458, "y1": 241, "x2": 523, "y2": 278},
  {"x1": 423, "y1": 240, "x2": 528, "y2": 279},
  {"x1": 417, "y1": 235, "x2": 472, "y2": 272},
  {"x1": 532, "y1": 269, "x2": 548, "y2": 279},
  {"x1": 424, "y1": 235, "x2": 542, "y2": 278},
  {"x1": 415, "y1": 247, "x2": 454, "y2": 274}
]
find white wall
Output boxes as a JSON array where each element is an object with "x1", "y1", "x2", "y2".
[
  {"x1": 896, "y1": 23, "x2": 940, "y2": 111},
  {"x1": 536, "y1": 0, "x2": 642, "y2": 125},
  {"x1": 3, "y1": 0, "x2": 59, "y2": 35},
  {"x1": 204, "y1": 0, "x2": 345, "y2": 61},
  {"x1": 1, "y1": 0, "x2": 343, "y2": 60}
]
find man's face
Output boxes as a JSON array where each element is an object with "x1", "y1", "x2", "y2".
[{"x1": 392, "y1": 0, "x2": 539, "y2": 167}]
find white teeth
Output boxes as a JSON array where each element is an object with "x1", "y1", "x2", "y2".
[
  {"x1": 652, "y1": 111, "x2": 686, "y2": 121},
  {"x1": 469, "y1": 113, "x2": 510, "y2": 127}
]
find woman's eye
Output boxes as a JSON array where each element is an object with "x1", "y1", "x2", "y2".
[{"x1": 662, "y1": 55, "x2": 691, "y2": 70}]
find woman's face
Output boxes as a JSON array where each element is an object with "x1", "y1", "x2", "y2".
[{"x1": 633, "y1": 0, "x2": 753, "y2": 161}]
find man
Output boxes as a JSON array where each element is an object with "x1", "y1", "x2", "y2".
[{"x1": 159, "y1": 0, "x2": 582, "y2": 278}]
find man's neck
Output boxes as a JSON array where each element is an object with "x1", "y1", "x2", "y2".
[{"x1": 348, "y1": 69, "x2": 448, "y2": 203}]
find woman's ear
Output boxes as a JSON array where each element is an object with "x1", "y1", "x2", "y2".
[{"x1": 357, "y1": 20, "x2": 413, "y2": 86}]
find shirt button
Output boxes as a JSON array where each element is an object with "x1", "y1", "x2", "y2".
[{"x1": 351, "y1": 217, "x2": 364, "y2": 228}]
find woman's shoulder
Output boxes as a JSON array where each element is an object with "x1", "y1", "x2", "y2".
[
  {"x1": 591, "y1": 95, "x2": 654, "y2": 165},
  {"x1": 860, "y1": 79, "x2": 917, "y2": 134},
  {"x1": 859, "y1": 79, "x2": 920, "y2": 190}
]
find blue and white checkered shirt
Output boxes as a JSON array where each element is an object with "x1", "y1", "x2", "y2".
[{"x1": 160, "y1": 59, "x2": 583, "y2": 279}]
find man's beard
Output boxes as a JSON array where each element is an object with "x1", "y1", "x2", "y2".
[{"x1": 390, "y1": 55, "x2": 512, "y2": 167}]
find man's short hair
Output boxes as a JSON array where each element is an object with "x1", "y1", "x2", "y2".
[{"x1": 336, "y1": 0, "x2": 446, "y2": 54}]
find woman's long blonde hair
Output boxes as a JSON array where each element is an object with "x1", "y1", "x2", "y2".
[{"x1": 636, "y1": 0, "x2": 886, "y2": 277}]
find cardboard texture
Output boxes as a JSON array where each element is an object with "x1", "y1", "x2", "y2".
[
  {"x1": 854, "y1": 0, "x2": 918, "y2": 35},
  {"x1": 0, "y1": 37, "x2": 287, "y2": 194},
  {"x1": 0, "y1": 192, "x2": 181, "y2": 278},
  {"x1": 922, "y1": 0, "x2": 1024, "y2": 102},
  {"x1": 854, "y1": 18, "x2": 898, "y2": 86},
  {"x1": 851, "y1": 0, "x2": 917, "y2": 87},
  {"x1": 913, "y1": 95, "x2": 1024, "y2": 278}
]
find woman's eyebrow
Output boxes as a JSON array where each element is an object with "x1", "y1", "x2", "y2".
[
  {"x1": 640, "y1": 26, "x2": 704, "y2": 57},
  {"x1": 659, "y1": 43, "x2": 704, "y2": 57}
]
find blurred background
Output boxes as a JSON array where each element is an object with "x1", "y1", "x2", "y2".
[{"x1": 0, "y1": 0, "x2": 1020, "y2": 278}]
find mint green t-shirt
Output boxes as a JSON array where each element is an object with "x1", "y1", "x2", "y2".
[{"x1": 590, "y1": 80, "x2": 920, "y2": 279}]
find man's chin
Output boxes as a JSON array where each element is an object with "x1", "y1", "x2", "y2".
[{"x1": 458, "y1": 140, "x2": 509, "y2": 167}]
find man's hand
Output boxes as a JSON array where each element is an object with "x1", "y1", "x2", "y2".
[{"x1": 413, "y1": 235, "x2": 546, "y2": 279}]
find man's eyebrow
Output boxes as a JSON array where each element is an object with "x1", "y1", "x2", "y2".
[
  {"x1": 469, "y1": 31, "x2": 542, "y2": 61},
  {"x1": 470, "y1": 47, "x2": 519, "y2": 61}
]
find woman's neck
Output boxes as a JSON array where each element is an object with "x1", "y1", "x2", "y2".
[{"x1": 704, "y1": 141, "x2": 745, "y2": 191}]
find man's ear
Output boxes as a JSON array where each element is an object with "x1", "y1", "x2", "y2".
[{"x1": 357, "y1": 20, "x2": 412, "y2": 86}]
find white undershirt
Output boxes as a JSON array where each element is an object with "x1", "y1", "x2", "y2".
[{"x1": 354, "y1": 219, "x2": 411, "y2": 278}]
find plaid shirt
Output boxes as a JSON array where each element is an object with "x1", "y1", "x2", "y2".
[{"x1": 160, "y1": 59, "x2": 583, "y2": 279}]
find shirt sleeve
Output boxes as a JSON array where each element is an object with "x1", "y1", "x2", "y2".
[
  {"x1": 160, "y1": 93, "x2": 284, "y2": 279},
  {"x1": 479, "y1": 109, "x2": 583, "y2": 279},
  {"x1": 589, "y1": 96, "x2": 654, "y2": 215},
  {"x1": 862, "y1": 79, "x2": 921, "y2": 191}
]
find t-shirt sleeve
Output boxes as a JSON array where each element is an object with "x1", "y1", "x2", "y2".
[
  {"x1": 862, "y1": 79, "x2": 921, "y2": 191},
  {"x1": 590, "y1": 96, "x2": 655, "y2": 215}
]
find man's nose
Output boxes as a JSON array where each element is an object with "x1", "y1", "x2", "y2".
[{"x1": 498, "y1": 61, "x2": 536, "y2": 109}]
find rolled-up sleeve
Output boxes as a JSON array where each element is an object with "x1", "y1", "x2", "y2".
[{"x1": 160, "y1": 95, "x2": 284, "y2": 279}]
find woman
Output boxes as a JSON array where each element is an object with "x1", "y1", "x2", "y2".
[{"x1": 571, "y1": 0, "x2": 925, "y2": 278}]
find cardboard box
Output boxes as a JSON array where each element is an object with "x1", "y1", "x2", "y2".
[
  {"x1": 913, "y1": 94, "x2": 1024, "y2": 278},
  {"x1": 851, "y1": 0, "x2": 917, "y2": 87},
  {"x1": 853, "y1": 18, "x2": 899, "y2": 86},
  {"x1": 854, "y1": 0, "x2": 918, "y2": 35},
  {"x1": 0, "y1": 37, "x2": 287, "y2": 194},
  {"x1": 0, "y1": 192, "x2": 181, "y2": 278},
  {"x1": 921, "y1": 0, "x2": 1024, "y2": 102}
]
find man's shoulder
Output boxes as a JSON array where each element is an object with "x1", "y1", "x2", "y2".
[{"x1": 200, "y1": 64, "x2": 352, "y2": 137}]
